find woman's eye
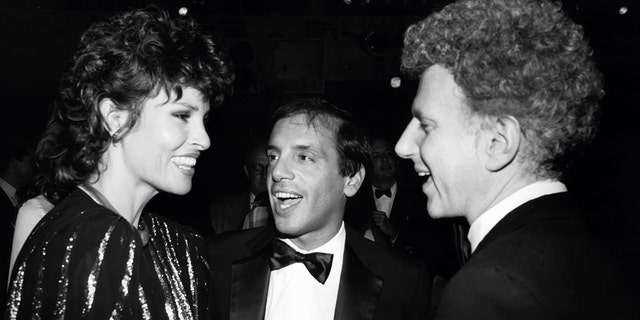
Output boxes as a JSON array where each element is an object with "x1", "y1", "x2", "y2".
[{"x1": 174, "y1": 112, "x2": 190, "y2": 121}]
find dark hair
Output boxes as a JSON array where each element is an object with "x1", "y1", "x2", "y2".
[
  {"x1": 271, "y1": 98, "x2": 370, "y2": 178},
  {"x1": 402, "y1": 0, "x2": 603, "y2": 178},
  {"x1": 35, "y1": 6, "x2": 234, "y2": 203}
]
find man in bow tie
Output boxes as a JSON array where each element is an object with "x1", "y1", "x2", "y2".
[
  {"x1": 208, "y1": 135, "x2": 272, "y2": 234},
  {"x1": 207, "y1": 98, "x2": 430, "y2": 320},
  {"x1": 345, "y1": 136, "x2": 461, "y2": 281}
]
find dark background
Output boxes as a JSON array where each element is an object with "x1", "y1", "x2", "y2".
[{"x1": 1, "y1": 0, "x2": 639, "y2": 295}]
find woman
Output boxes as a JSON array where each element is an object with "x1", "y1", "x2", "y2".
[{"x1": 5, "y1": 7, "x2": 232, "y2": 319}]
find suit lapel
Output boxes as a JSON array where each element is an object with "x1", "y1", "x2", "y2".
[
  {"x1": 334, "y1": 229, "x2": 383, "y2": 320},
  {"x1": 229, "y1": 228, "x2": 274, "y2": 320}
]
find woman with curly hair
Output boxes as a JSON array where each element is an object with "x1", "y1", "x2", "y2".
[{"x1": 5, "y1": 6, "x2": 233, "y2": 319}]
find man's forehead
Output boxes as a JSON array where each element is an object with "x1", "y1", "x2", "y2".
[
  {"x1": 269, "y1": 114, "x2": 339, "y2": 154},
  {"x1": 372, "y1": 139, "x2": 393, "y2": 151},
  {"x1": 279, "y1": 113, "x2": 339, "y2": 138}
]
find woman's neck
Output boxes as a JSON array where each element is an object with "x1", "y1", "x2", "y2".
[{"x1": 82, "y1": 173, "x2": 157, "y2": 228}]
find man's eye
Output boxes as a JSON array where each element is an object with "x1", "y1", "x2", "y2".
[
  {"x1": 267, "y1": 154, "x2": 279, "y2": 161},
  {"x1": 298, "y1": 154, "x2": 313, "y2": 162}
]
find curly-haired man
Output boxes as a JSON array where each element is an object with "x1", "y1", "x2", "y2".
[{"x1": 395, "y1": 0, "x2": 636, "y2": 318}]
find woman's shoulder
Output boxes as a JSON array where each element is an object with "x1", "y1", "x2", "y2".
[
  {"x1": 26, "y1": 189, "x2": 141, "y2": 250},
  {"x1": 18, "y1": 194, "x2": 55, "y2": 220}
]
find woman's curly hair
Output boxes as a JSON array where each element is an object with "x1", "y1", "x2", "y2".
[
  {"x1": 35, "y1": 6, "x2": 234, "y2": 203},
  {"x1": 402, "y1": 0, "x2": 603, "y2": 179}
]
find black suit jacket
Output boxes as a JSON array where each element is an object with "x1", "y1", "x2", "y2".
[
  {"x1": 206, "y1": 225, "x2": 431, "y2": 320},
  {"x1": 434, "y1": 192, "x2": 638, "y2": 319},
  {"x1": 345, "y1": 182, "x2": 417, "y2": 241},
  {"x1": 345, "y1": 181, "x2": 460, "y2": 280},
  {"x1": 208, "y1": 192, "x2": 251, "y2": 235},
  {"x1": 1, "y1": 189, "x2": 17, "y2": 315},
  {"x1": 208, "y1": 192, "x2": 273, "y2": 235}
]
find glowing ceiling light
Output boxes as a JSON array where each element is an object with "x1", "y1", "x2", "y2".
[{"x1": 390, "y1": 76, "x2": 401, "y2": 88}]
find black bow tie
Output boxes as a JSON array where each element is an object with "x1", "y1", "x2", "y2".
[
  {"x1": 374, "y1": 188, "x2": 392, "y2": 199},
  {"x1": 269, "y1": 239, "x2": 333, "y2": 284}
]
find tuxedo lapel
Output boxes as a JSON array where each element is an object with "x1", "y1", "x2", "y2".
[
  {"x1": 229, "y1": 230, "x2": 273, "y2": 320},
  {"x1": 334, "y1": 231, "x2": 383, "y2": 320}
]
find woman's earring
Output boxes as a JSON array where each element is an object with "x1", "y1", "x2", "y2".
[{"x1": 112, "y1": 132, "x2": 120, "y2": 144}]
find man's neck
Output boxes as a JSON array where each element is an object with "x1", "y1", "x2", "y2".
[
  {"x1": 287, "y1": 221, "x2": 344, "y2": 251},
  {"x1": 465, "y1": 170, "x2": 537, "y2": 225}
]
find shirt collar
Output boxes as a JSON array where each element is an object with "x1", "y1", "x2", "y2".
[
  {"x1": 282, "y1": 222, "x2": 346, "y2": 255},
  {"x1": 468, "y1": 180, "x2": 567, "y2": 253}
]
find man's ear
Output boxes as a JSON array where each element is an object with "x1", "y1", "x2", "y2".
[
  {"x1": 243, "y1": 165, "x2": 250, "y2": 180},
  {"x1": 344, "y1": 165, "x2": 366, "y2": 197},
  {"x1": 98, "y1": 98, "x2": 129, "y2": 138},
  {"x1": 484, "y1": 115, "x2": 521, "y2": 172}
]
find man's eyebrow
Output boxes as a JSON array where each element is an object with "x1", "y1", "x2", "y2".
[{"x1": 292, "y1": 145, "x2": 312, "y2": 151}]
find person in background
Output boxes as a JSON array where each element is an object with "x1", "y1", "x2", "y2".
[
  {"x1": 5, "y1": 6, "x2": 233, "y2": 319},
  {"x1": 395, "y1": 0, "x2": 637, "y2": 318},
  {"x1": 208, "y1": 135, "x2": 272, "y2": 234},
  {"x1": 207, "y1": 98, "x2": 430, "y2": 320},
  {"x1": 345, "y1": 135, "x2": 460, "y2": 282},
  {"x1": 0, "y1": 135, "x2": 37, "y2": 312}
]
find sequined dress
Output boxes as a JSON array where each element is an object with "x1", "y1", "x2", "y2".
[{"x1": 4, "y1": 188, "x2": 209, "y2": 319}]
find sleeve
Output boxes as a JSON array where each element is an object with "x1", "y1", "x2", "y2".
[
  {"x1": 406, "y1": 260, "x2": 432, "y2": 320},
  {"x1": 9, "y1": 195, "x2": 54, "y2": 277},
  {"x1": 8, "y1": 209, "x2": 144, "y2": 319}
]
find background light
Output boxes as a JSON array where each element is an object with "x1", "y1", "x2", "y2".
[
  {"x1": 178, "y1": 7, "x2": 188, "y2": 16},
  {"x1": 390, "y1": 76, "x2": 401, "y2": 88}
]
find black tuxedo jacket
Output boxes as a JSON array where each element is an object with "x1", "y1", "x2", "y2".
[
  {"x1": 208, "y1": 192, "x2": 251, "y2": 235},
  {"x1": 206, "y1": 224, "x2": 431, "y2": 320},
  {"x1": 434, "y1": 192, "x2": 638, "y2": 319},
  {"x1": 209, "y1": 192, "x2": 273, "y2": 235},
  {"x1": 1, "y1": 189, "x2": 17, "y2": 315}
]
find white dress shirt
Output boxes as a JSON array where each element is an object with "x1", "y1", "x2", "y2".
[
  {"x1": 242, "y1": 192, "x2": 270, "y2": 229},
  {"x1": 265, "y1": 223, "x2": 346, "y2": 320},
  {"x1": 468, "y1": 180, "x2": 568, "y2": 253},
  {"x1": 364, "y1": 183, "x2": 397, "y2": 241},
  {"x1": 373, "y1": 182, "x2": 397, "y2": 217}
]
